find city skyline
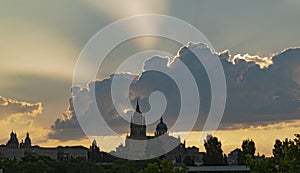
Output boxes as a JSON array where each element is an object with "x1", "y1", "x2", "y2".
[{"x1": 1, "y1": 1, "x2": 300, "y2": 158}]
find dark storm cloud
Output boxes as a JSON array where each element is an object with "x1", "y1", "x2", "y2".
[
  {"x1": 48, "y1": 91, "x2": 87, "y2": 141},
  {"x1": 48, "y1": 74, "x2": 135, "y2": 141},
  {"x1": 222, "y1": 48, "x2": 300, "y2": 124},
  {"x1": 49, "y1": 43, "x2": 300, "y2": 141}
]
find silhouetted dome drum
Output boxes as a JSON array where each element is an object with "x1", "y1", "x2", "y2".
[{"x1": 155, "y1": 117, "x2": 168, "y2": 136}]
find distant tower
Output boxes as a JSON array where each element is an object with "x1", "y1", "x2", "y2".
[
  {"x1": 6, "y1": 131, "x2": 19, "y2": 148},
  {"x1": 90, "y1": 139, "x2": 100, "y2": 152},
  {"x1": 24, "y1": 132, "x2": 32, "y2": 148},
  {"x1": 155, "y1": 117, "x2": 168, "y2": 136},
  {"x1": 129, "y1": 99, "x2": 147, "y2": 139},
  {"x1": 88, "y1": 139, "x2": 101, "y2": 162},
  {"x1": 20, "y1": 132, "x2": 32, "y2": 148}
]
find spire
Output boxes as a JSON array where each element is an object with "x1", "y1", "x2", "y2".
[
  {"x1": 136, "y1": 98, "x2": 141, "y2": 113},
  {"x1": 92, "y1": 139, "x2": 97, "y2": 146}
]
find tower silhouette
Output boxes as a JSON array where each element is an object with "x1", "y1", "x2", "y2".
[{"x1": 129, "y1": 99, "x2": 146, "y2": 139}]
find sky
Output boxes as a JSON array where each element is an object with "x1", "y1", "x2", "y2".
[{"x1": 1, "y1": 0, "x2": 300, "y2": 156}]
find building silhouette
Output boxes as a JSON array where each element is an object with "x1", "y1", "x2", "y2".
[
  {"x1": 88, "y1": 139, "x2": 117, "y2": 162},
  {"x1": 114, "y1": 99, "x2": 204, "y2": 163},
  {"x1": 0, "y1": 131, "x2": 88, "y2": 160},
  {"x1": 20, "y1": 132, "x2": 31, "y2": 148},
  {"x1": 6, "y1": 131, "x2": 19, "y2": 148}
]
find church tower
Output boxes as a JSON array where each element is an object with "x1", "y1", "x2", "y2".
[
  {"x1": 24, "y1": 132, "x2": 31, "y2": 148},
  {"x1": 129, "y1": 99, "x2": 147, "y2": 139},
  {"x1": 20, "y1": 132, "x2": 32, "y2": 148},
  {"x1": 6, "y1": 131, "x2": 19, "y2": 148}
]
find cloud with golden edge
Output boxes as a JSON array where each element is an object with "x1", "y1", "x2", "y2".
[
  {"x1": 0, "y1": 96, "x2": 47, "y2": 146},
  {"x1": 228, "y1": 53, "x2": 273, "y2": 69},
  {"x1": 0, "y1": 96, "x2": 43, "y2": 118}
]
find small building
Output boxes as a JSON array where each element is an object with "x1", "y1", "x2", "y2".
[
  {"x1": 57, "y1": 146, "x2": 88, "y2": 160},
  {"x1": 30, "y1": 147, "x2": 57, "y2": 160},
  {"x1": 166, "y1": 141, "x2": 204, "y2": 166},
  {"x1": 227, "y1": 148, "x2": 244, "y2": 166},
  {"x1": 0, "y1": 147, "x2": 24, "y2": 159}
]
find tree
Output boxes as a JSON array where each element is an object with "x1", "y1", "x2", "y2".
[
  {"x1": 160, "y1": 159, "x2": 174, "y2": 173},
  {"x1": 273, "y1": 139, "x2": 284, "y2": 163},
  {"x1": 139, "y1": 162, "x2": 160, "y2": 173},
  {"x1": 271, "y1": 134, "x2": 300, "y2": 172},
  {"x1": 139, "y1": 159, "x2": 187, "y2": 173},
  {"x1": 183, "y1": 156, "x2": 195, "y2": 166},
  {"x1": 203, "y1": 135, "x2": 225, "y2": 166},
  {"x1": 245, "y1": 154, "x2": 276, "y2": 173},
  {"x1": 242, "y1": 139, "x2": 256, "y2": 157}
]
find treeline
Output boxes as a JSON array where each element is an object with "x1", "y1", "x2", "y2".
[
  {"x1": 246, "y1": 134, "x2": 300, "y2": 172},
  {"x1": 0, "y1": 155, "x2": 186, "y2": 173},
  {"x1": 202, "y1": 134, "x2": 300, "y2": 172}
]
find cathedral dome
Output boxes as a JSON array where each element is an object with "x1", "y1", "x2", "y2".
[{"x1": 155, "y1": 117, "x2": 168, "y2": 136}]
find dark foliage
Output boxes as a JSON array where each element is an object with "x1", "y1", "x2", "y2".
[
  {"x1": 203, "y1": 135, "x2": 226, "y2": 166},
  {"x1": 245, "y1": 134, "x2": 300, "y2": 173},
  {"x1": 242, "y1": 139, "x2": 256, "y2": 157},
  {"x1": 0, "y1": 155, "x2": 164, "y2": 173}
]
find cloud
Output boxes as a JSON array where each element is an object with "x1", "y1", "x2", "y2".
[
  {"x1": 0, "y1": 96, "x2": 42, "y2": 117},
  {"x1": 227, "y1": 53, "x2": 273, "y2": 69},
  {"x1": 49, "y1": 74, "x2": 138, "y2": 141},
  {"x1": 48, "y1": 96, "x2": 86, "y2": 141},
  {"x1": 0, "y1": 96, "x2": 47, "y2": 145},
  {"x1": 49, "y1": 43, "x2": 300, "y2": 141}
]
